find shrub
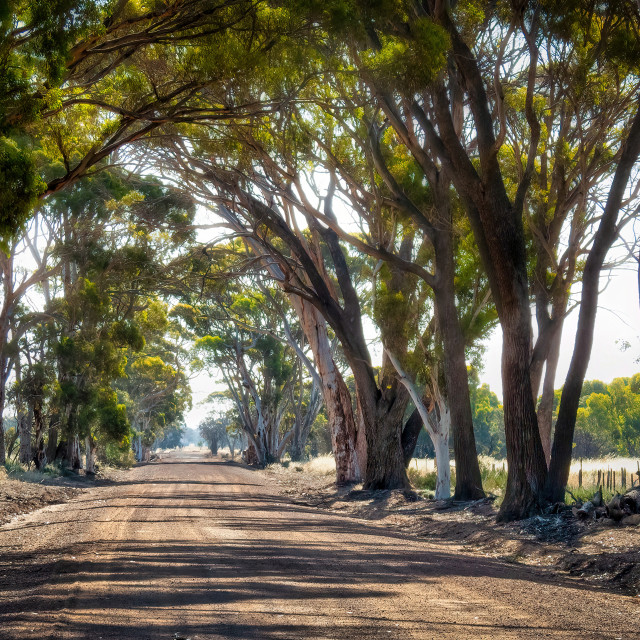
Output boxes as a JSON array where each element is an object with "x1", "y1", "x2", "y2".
[
  {"x1": 104, "y1": 442, "x2": 135, "y2": 468},
  {"x1": 407, "y1": 466, "x2": 437, "y2": 490},
  {"x1": 480, "y1": 463, "x2": 508, "y2": 493}
]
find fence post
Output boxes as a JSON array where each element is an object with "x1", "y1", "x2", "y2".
[{"x1": 578, "y1": 458, "x2": 583, "y2": 488}]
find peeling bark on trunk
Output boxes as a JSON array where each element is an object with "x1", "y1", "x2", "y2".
[
  {"x1": 239, "y1": 229, "x2": 363, "y2": 484},
  {"x1": 292, "y1": 298, "x2": 364, "y2": 483},
  {"x1": 66, "y1": 434, "x2": 82, "y2": 470},
  {"x1": 85, "y1": 436, "x2": 97, "y2": 474}
]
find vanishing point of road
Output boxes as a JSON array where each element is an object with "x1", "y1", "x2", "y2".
[{"x1": 1, "y1": 451, "x2": 638, "y2": 639}]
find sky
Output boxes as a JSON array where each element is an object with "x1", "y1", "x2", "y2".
[{"x1": 481, "y1": 264, "x2": 640, "y2": 398}]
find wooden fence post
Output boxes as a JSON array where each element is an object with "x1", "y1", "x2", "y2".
[{"x1": 578, "y1": 458, "x2": 583, "y2": 488}]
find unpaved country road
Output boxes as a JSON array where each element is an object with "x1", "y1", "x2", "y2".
[{"x1": 1, "y1": 452, "x2": 638, "y2": 640}]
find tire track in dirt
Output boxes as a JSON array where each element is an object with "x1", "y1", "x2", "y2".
[{"x1": 1, "y1": 451, "x2": 639, "y2": 640}]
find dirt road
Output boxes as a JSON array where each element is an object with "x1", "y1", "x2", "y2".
[{"x1": 0, "y1": 451, "x2": 638, "y2": 640}]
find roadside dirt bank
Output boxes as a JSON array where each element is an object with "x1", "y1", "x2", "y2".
[
  {"x1": 1, "y1": 451, "x2": 638, "y2": 640},
  {"x1": 0, "y1": 465, "x2": 126, "y2": 526},
  {"x1": 263, "y1": 464, "x2": 640, "y2": 597}
]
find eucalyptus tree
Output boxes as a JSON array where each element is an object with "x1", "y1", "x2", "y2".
[
  {"x1": 122, "y1": 351, "x2": 190, "y2": 463},
  {"x1": 1, "y1": 0, "x2": 300, "y2": 245},
  {"x1": 199, "y1": 412, "x2": 231, "y2": 456},
  {"x1": 161, "y1": 154, "x2": 414, "y2": 488},
  {"x1": 190, "y1": 287, "x2": 311, "y2": 466},
  {"x1": 414, "y1": 0, "x2": 640, "y2": 512},
  {"x1": 147, "y1": 75, "x2": 494, "y2": 496},
  {"x1": 155, "y1": 157, "x2": 365, "y2": 483},
  {"x1": 283, "y1": 85, "x2": 494, "y2": 499},
  {"x1": 0, "y1": 213, "x2": 60, "y2": 465},
  {"x1": 167, "y1": 241, "x2": 324, "y2": 466},
  {"x1": 2, "y1": 169, "x2": 194, "y2": 468},
  {"x1": 199, "y1": 400, "x2": 247, "y2": 457},
  {"x1": 288, "y1": 0, "x2": 640, "y2": 518}
]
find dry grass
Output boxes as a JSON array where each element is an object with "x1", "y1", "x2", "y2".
[
  {"x1": 567, "y1": 456, "x2": 640, "y2": 489},
  {"x1": 299, "y1": 455, "x2": 336, "y2": 475},
  {"x1": 264, "y1": 452, "x2": 640, "y2": 495},
  {"x1": 268, "y1": 454, "x2": 337, "y2": 476}
]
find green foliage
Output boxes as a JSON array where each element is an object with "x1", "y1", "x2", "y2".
[
  {"x1": 0, "y1": 136, "x2": 44, "y2": 245},
  {"x1": 11, "y1": 0, "x2": 102, "y2": 83},
  {"x1": 102, "y1": 440, "x2": 136, "y2": 468},
  {"x1": 571, "y1": 376, "x2": 640, "y2": 457},
  {"x1": 469, "y1": 369, "x2": 506, "y2": 457},
  {"x1": 94, "y1": 389, "x2": 129, "y2": 442},
  {"x1": 155, "y1": 424, "x2": 184, "y2": 449},
  {"x1": 407, "y1": 465, "x2": 437, "y2": 491},
  {"x1": 363, "y1": 17, "x2": 449, "y2": 92}
]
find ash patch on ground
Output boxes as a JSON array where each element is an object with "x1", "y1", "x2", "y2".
[{"x1": 517, "y1": 512, "x2": 583, "y2": 544}]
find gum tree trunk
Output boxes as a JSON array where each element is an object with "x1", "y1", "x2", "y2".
[
  {"x1": 32, "y1": 398, "x2": 46, "y2": 469},
  {"x1": 498, "y1": 311, "x2": 548, "y2": 520},
  {"x1": 242, "y1": 229, "x2": 364, "y2": 483},
  {"x1": 537, "y1": 323, "x2": 563, "y2": 465},
  {"x1": 361, "y1": 395, "x2": 411, "y2": 490},
  {"x1": 66, "y1": 434, "x2": 82, "y2": 470},
  {"x1": 85, "y1": 436, "x2": 97, "y2": 474},
  {"x1": 15, "y1": 359, "x2": 32, "y2": 466},
  {"x1": 433, "y1": 405, "x2": 451, "y2": 500},
  {"x1": 546, "y1": 106, "x2": 640, "y2": 502},
  {"x1": 46, "y1": 416, "x2": 58, "y2": 465},
  {"x1": 433, "y1": 228, "x2": 484, "y2": 499}
]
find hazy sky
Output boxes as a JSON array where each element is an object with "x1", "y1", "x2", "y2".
[{"x1": 481, "y1": 264, "x2": 639, "y2": 398}]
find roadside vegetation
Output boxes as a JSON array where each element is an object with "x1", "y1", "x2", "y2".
[{"x1": 1, "y1": 1, "x2": 640, "y2": 527}]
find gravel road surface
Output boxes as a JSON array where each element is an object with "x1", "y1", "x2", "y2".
[{"x1": 1, "y1": 451, "x2": 638, "y2": 639}]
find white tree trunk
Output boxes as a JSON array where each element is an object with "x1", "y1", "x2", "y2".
[
  {"x1": 85, "y1": 436, "x2": 97, "y2": 474},
  {"x1": 433, "y1": 404, "x2": 451, "y2": 500},
  {"x1": 384, "y1": 347, "x2": 451, "y2": 499}
]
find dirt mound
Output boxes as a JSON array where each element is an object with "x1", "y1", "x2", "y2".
[{"x1": 0, "y1": 477, "x2": 81, "y2": 525}]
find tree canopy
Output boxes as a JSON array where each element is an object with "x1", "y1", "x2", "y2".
[{"x1": 2, "y1": 0, "x2": 640, "y2": 521}]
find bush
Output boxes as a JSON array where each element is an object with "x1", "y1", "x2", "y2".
[
  {"x1": 407, "y1": 466, "x2": 437, "y2": 490},
  {"x1": 480, "y1": 463, "x2": 508, "y2": 493},
  {"x1": 3, "y1": 460, "x2": 64, "y2": 482},
  {"x1": 104, "y1": 442, "x2": 135, "y2": 468}
]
